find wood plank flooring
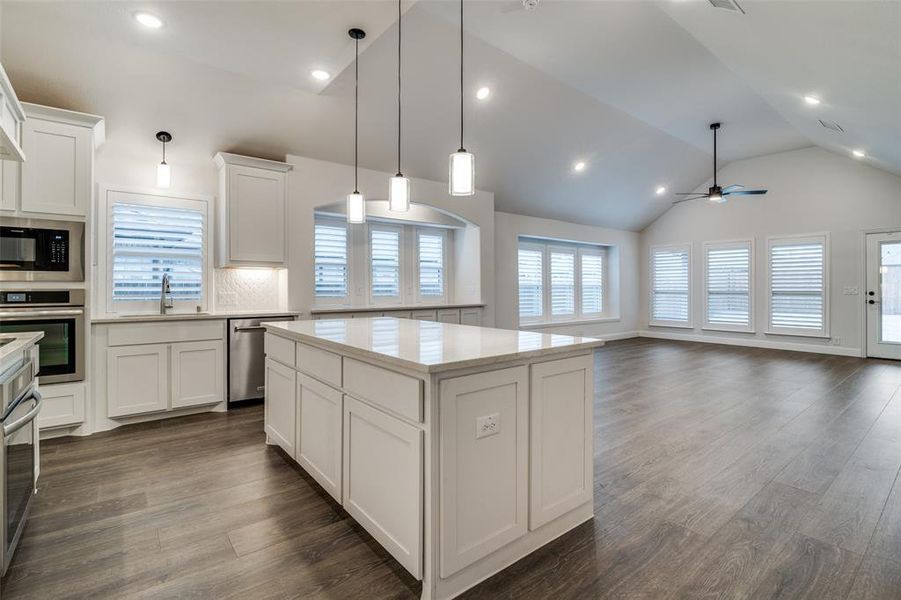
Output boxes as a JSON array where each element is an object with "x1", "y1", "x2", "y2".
[{"x1": 4, "y1": 338, "x2": 901, "y2": 599}]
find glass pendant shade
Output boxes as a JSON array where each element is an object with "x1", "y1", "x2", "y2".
[
  {"x1": 347, "y1": 191, "x2": 366, "y2": 224},
  {"x1": 449, "y1": 150, "x2": 475, "y2": 196},
  {"x1": 157, "y1": 161, "x2": 171, "y2": 188},
  {"x1": 389, "y1": 175, "x2": 410, "y2": 212}
]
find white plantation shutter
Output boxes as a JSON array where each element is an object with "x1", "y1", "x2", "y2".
[
  {"x1": 518, "y1": 247, "x2": 543, "y2": 320},
  {"x1": 550, "y1": 250, "x2": 576, "y2": 316},
  {"x1": 581, "y1": 252, "x2": 604, "y2": 315},
  {"x1": 705, "y1": 242, "x2": 752, "y2": 329},
  {"x1": 370, "y1": 227, "x2": 401, "y2": 298},
  {"x1": 314, "y1": 221, "x2": 349, "y2": 299},
  {"x1": 651, "y1": 246, "x2": 690, "y2": 324},
  {"x1": 111, "y1": 203, "x2": 203, "y2": 302},
  {"x1": 418, "y1": 231, "x2": 444, "y2": 297},
  {"x1": 769, "y1": 237, "x2": 827, "y2": 333}
]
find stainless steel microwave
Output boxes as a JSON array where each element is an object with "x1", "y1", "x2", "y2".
[{"x1": 0, "y1": 217, "x2": 84, "y2": 282}]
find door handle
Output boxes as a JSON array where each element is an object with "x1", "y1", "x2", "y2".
[
  {"x1": 3, "y1": 388, "x2": 42, "y2": 437},
  {"x1": 233, "y1": 325, "x2": 266, "y2": 333}
]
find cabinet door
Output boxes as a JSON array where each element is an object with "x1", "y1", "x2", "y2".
[
  {"x1": 437, "y1": 309, "x2": 460, "y2": 324},
  {"x1": 264, "y1": 358, "x2": 296, "y2": 456},
  {"x1": 38, "y1": 382, "x2": 86, "y2": 429},
  {"x1": 529, "y1": 354, "x2": 594, "y2": 530},
  {"x1": 226, "y1": 165, "x2": 286, "y2": 265},
  {"x1": 171, "y1": 340, "x2": 225, "y2": 409},
  {"x1": 0, "y1": 160, "x2": 18, "y2": 211},
  {"x1": 460, "y1": 308, "x2": 481, "y2": 326},
  {"x1": 438, "y1": 366, "x2": 528, "y2": 577},
  {"x1": 411, "y1": 309, "x2": 437, "y2": 321},
  {"x1": 21, "y1": 118, "x2": 91, "y2": 216},
  {"x1": 297, "y1": 373, "x2": 342, "y2": 501},
  {"x1": 107, "y1": 344, "x2": 168, "y2": 417},
  {"x1": 343, "y1": 396, "x2": 422, "y2": 579}
]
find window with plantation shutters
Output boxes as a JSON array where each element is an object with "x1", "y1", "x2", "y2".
[
  {"x1": 370, "y1": 226, "x2": 402, "y2": 300},
  {"x1": 314, "y1": 220, "x2": 349, "y2": 300},
  {"x1": 111, "y1": 202, "x2": 204, "y2": 304},
  {"x1": 550, "y1": 249, "x2": 576, "y2": 316},
  {"x1": 650, "y1": 245, "x2": 691, "y2": 326},
  {"x1": 518, "y1": 245, "x2": 544, "y2": 321},
  {"x1": 418, "y1": 231, "x2": 445, "y2": 299},
  {"x1": 768, "y1": 236, "x2": 828, "y2": 335},
  {"x1": 581, "y1": 251, "x2": 603, "y2": 315},
  {"x1": 704, "y1": 241, "x2": 753, "y2": 331}
]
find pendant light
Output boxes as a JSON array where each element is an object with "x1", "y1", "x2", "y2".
[
  {"x1": 448, "y1": 0, "x2": 474, "y2": 196},
  {"x1": 156, "y1": 131, "x2": 172, "y2": 188},
  {"x1": 347, "y1": 28, "x2": 367, "y2": 224},
  {"x1": 388, "y1": 0, "x2": 410, "y2": 212}
]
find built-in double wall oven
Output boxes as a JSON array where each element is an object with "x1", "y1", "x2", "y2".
[
  {"x1": 0, "y1": 290, "x2": 85, "y2": 384},
  {"x1": 0, "y1": 217, "x2": 85, "y2": 283}
]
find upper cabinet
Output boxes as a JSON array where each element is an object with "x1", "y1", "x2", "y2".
[
  {"x1": 214, "y1": 152, "x2": 292, "y2": 268},
  {"x1": 3, "y1": 103, "x2": 104, "y2": 217},
  {"x1": 0, "y1": 62, "x2": 26, "y2": 163}
]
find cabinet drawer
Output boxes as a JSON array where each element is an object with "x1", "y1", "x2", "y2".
[
  {"x1": 296, "y1": 343, "x2": 341, "y2": 387},
  {"x1": 264, "y1": 333, "x2": 295, "y2": 367},
  {"x1": 38, "y1": 382, "x2": 85, "y2": 429},
  {"x1": 343, "y1": 358, "x2": 422, "y2": 422},
  {"x1": 107, "y1": 321, "x2": 224, "y2": 346}
]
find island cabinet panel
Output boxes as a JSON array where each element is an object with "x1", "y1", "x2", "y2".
[
  {"x1": 343, "y1": 358, "x2": 423, "y2": 422},
  {"x1": 343, "y1": 396, "x2": 423, "y2": 579},
  {"x1": 107, "y1": 344, "x2": 168, "y2": 417},
  {"x1": 438, "y1": 366, "x2": 529, "y2": 577},
  {"x1": 264, "y1": 332, "x2": 295, "y2": 367},
  {"x1": 529, "y1": 355, "x2": 594, "y2": 530},
  {"x1": 170, "y1": 340, "x2": 224, "y2": 409},
  {"x1": 264, "y1": 358, "x2": 296, "y2": 457},
  {"x1": 296, "y1": 373, "x2": 342, "y2": 502},
  {"x1": 296, "y1": 343, "x2": 341, "y2": 388}
]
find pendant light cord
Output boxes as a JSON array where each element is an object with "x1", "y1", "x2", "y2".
[
  {"x1": 712, "y1": 126, "x2": 717, "y2": 187},
  {"x1": 397, "y1": 0, "x2": 402, "y2": 175},
  {"x1": 354, "y1": 36, "x2": 359, "y2": 193},
  {"x1": 162, "y1": 140, "x2": 166, "y2": 164},
  {"x1": 459, "y1": 0, "x2": 464, "y2": 152}
]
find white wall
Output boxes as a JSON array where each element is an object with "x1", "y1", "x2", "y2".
[
  {"x1": 286, "y1": 155, "x2": 496, "y2": 325},
  {"x1": 640, "y1": 146, "x2": 901, "y2": 356},
  {"x1": 494, "y1": 211, "x2": 641, "y2": 339}
]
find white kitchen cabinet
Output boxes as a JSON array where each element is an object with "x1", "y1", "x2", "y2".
[
  {"x1": 296, "y1": 373, "x2": 342, "y2": 502},
  {"x1": 411, "y1": 309, "x2": 437, "y2": 321},
  {"x1": 0, "y1": 62, "x2": 26, "y2": 162},
  {"x1": 460, "y1": 308, "x2": 481, "y2": 326},
  {"x1": 438, "y1": 366, "x2": 529, "y2": 577},
  {"x1": 437, "y1": 309, "x2": 460, "y2": 324},
  {"x1": 214, "y1": 152, "x2": 292, "y2": 268},
  {"x1": 343, "y1": 395, "x2": 423, "y2": 579},
  {"x1": 529, "y1": 355, "x2": 594, "y2": 530},
  {"x1": 19, "y1": 104, "x2": 103, "y2": 217},
  {"x1": 37, "y1": 381, "x2": 85, "y2": 430},
  {"x1": 0, "y1": 161, "x2": 18, "y2": 212},
  {"x1": 170, "y1": 340, "x2": 225, "y2": 409},
  {"x1": 107, "y1": 344, "x2": 169, "y2": 417},
  {"x1": 264, "y1": 358, "x2": 297, "y2": 456}
]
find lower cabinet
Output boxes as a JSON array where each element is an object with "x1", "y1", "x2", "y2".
[
  {"x1": 437, "y1": 309, "x2": 461, "y2": 324},
  {"x1": 107, "y1": 344, "x2": 169, "y2": 417},
  {"x1": 264, "y1": 358, "x2": 296, "y2": 456},
  {"x1": 37, "y1": 381, "x2": 86, "y2": 429},
  {"x1": 460, "y1": 308, "x2": 481, "y2": 326},
  {"x1": 296, "y1": 373, "x2": 342, "y2": 501},
  {"x1": 343, "y1": 395, "x2": 423, "y2": 579},
  {"x1": 171, "y1": 341, "x2": 225, "y2": 409}
]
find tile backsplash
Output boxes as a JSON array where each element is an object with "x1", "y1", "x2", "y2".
[{"x1": 214, "y1": 268, "x2": 285, "y2": 312}]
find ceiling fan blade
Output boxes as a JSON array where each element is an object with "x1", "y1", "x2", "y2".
[
  {"x1": 722, "y1": 184, "x2": 745, "y2": 193},
  {"x1": 672, "y1": 196, "x2": 706, "y2": 205},
  {"x1": 724, "y1": 189, "x2": 767, "y2": 196}
]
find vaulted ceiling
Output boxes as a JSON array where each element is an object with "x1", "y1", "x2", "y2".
[{"x1": 1, "y1": 0, "x2": 897, "y2": 231}]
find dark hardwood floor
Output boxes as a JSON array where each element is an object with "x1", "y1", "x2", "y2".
[{"x1": 4, "y1": 338, "x2": 901, "y2": 599}]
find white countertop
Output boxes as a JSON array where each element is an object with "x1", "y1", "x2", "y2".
[
  {"x1": 91, "y1": 311, "x2": 299, "y2": 324},
  {"x1": 0, "y1": 331, "x2": 44, "y2": 372},
  {"x1": 263, "y1": 317, "x2": 604, "y2": 373}
]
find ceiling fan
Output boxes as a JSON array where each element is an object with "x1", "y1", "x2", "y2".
[{"x1": 673, "y1": 122, "x2": 767, "y2": 205}]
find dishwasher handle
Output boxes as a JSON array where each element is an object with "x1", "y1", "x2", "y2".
[{"x1": 233, "y1": 325, "x2": 267, "y2": 333}]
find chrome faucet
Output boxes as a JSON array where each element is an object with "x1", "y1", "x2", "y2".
[{"x1": 160, "y1": 272, "x2": 174, "y2": 315}]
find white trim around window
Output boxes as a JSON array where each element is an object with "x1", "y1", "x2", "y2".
[
  {"x1": 702, "y1": 239, "x2": 755, "y2": 333},
  {"x1": 368, "y1": 222, "x2": 405, "y2": 306},
  {"x1": 313, "y1": 215, "x2": 353, "y2": 308},
  {"x1": 416, "y1": 227, "x2": 449, "y2": 304},
  {"x1": 766, "y1": 233, "x2": 830, "y2": 338},
  {"x1": 649, "y1": 243, "x2": 692, "y2": 328}
]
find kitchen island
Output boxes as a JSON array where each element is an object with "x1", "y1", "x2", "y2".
[{"x1": 262, "y1": 317, "x2": 602, "y2": 600}]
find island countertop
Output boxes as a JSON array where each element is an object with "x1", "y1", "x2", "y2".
[{"x1": 262, "y1": 317, "x2": 603, "y2": 373}]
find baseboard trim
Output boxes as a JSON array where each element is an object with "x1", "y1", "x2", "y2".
[{"x1": 638, "y1": 330, "x2": 862, "y2": 357}]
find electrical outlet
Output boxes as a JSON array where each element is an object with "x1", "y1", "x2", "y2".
[
  {"x1": 476, "y1": 413, "x2": 500, "y2": 439},
  {"x1": 831, "y1": 336, "x2": 841, "y2": 346}
]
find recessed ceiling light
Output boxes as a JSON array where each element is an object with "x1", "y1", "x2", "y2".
[
  {"x1": 573, "y1": 161, "x2": 586, "y2": 172},
  {"x1": 311, "y1": 69, "x2": 331, "y2": 81},
  {"x1": 655, "y1": 186, "x2": 666, "y2": 195},
  {"x1": 852, "y1": 149, "x2": 866, "y2": 158},
  {"x1": 134, "y1": 12, "x2": 164, "y2": 29},
  {"x1": 476, "y1": 86, "x2": 491, "y2": 100},
  {"x1": 803, "y1": 95, "x2": 821, "y2": 106}
]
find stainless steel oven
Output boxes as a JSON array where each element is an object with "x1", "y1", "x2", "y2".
[
  {"x1": 0, "y1": 290, "x2": 85, "y2": 384},
  {"x1": 0, "y1": 217, "x2": 85, "y2": 282},
  {"x1": 0, "y1": 357, "x2": 41, "y2": 576}
]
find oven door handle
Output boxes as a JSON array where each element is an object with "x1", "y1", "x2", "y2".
[
  {"x1": 0, "y1": 309, "x2": 84, "y2": 318},
  {"x1": 3, "y1": 389, "x2": 42, "y2": 437}
]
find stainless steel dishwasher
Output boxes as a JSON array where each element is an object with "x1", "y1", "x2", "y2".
[{"x1": 228, "y1": 316, "x2": 295, "y2": 406}]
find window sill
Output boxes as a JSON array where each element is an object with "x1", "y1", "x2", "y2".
[
  {"x1": 765, "y1": 329, "x2": 830, "y2": 339},
  {"x1": 519, "y1": 316, "x2": 621, "y2": 330}
]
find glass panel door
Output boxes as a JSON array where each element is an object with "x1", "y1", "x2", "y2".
[
  {"x1": 866, "y1": 232, "x2": 901, "y2": 359},
  {"x1": 881, "y1": 242, "x2": 901, "y2": 343}
]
